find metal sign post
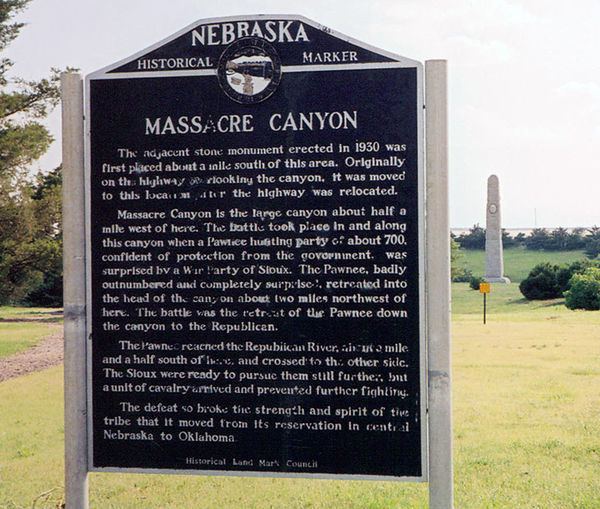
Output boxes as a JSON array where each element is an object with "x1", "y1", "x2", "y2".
[
  {"x1": 61, "y1": 72, "x2": 89, "y2": 509},
  {"x1": 479, "y1": 282, "x2": 491, "y2": 325},
  {"x1": 425, "y1": 60, "x2": 453, "y2": 509}
]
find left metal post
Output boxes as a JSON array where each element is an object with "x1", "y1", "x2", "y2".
[{"x1": 62, "y1": 72, "x2": 89, "y2": 509}]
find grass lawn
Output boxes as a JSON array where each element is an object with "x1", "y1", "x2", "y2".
[
  {"x1": 1, "y1": 285, "x2": 599, "y2": 508},
  {"x1": 0, "y1": 322, "x2": 58, "y2": 359},
  {"x1": 456, "y1": 247, "x2": 587, "y2": 282},
  {"x1": 0, "y1": 307, "x2": 61, "y2": 358},
  {"x1": 0, "y1": 307, "x2": 62, "y2": 320},
  {"x1": 451, "y1": 284, "x2": 600, "y2": 508},
  {"x1": 452, "y1": 282, "x2": 569, "y2": 317}
]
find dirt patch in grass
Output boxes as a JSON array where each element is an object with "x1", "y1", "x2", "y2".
[{"x1": 0, "y1": 325, "x2": 63, "y2": 382}]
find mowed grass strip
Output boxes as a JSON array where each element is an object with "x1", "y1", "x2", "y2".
[
  {"x1": 1, "y1": 291, "x2": 599, "y2": 507},
  {"x1": 0, "y1": 307, "x2": 62, "y2": 320},
  {"x1": 453, "y1": 314, "x2": 600, "y2": 508},
  {"x1": 452, "y1": 283, "x2": 570, "y2": 318},
  {"x1": 0, "y1": 307, "x2": 62, "y2": 358},
  {"x1": 0, "y1": 367, "x2": 65, "y2": 508},
  {"x1": 0, "y1": 369, "x2": 427, "y2": 509},
  {"x1": 0, "y1": 321, "x2": 57, "y2": 358},
  {"x1": 0, "y1": 275, "x2": 597, "y2": 507},
  {"x1": 452, "y1": 256, "x2": 600, "y2": 509},
  {"x1": 456, "y1": 247, "x2": 587, "y2": 282}
]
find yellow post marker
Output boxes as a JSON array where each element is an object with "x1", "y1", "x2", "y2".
[{"x1": 479, "y1": 283, "x2": 491, "y2": 324}]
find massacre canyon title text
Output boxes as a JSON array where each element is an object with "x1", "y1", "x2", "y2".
[{"x1": 144, "y1": 111, "x2": 358, "y2": 135}]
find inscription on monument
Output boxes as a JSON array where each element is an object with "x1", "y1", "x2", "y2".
[{"x1": 87, "y1": 15, "x2": 425, "y2": 479}]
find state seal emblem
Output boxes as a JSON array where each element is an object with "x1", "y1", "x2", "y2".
[{"x1": 217, "y1": 37, "x2": 282, "y2": 104}]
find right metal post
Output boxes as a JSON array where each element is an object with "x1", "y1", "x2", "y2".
[{"x1": 425, "y1": 59, "x2": 453, "y2": 509}]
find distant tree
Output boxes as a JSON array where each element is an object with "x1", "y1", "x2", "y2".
[
  {"x1": 22, "y1": 167, "x2": 62, "y2": 306},
  {"x1": 546, "y1": 227, "x2": 570, "y2": 251},
  {"x1": 502, "y1": 229, "x2": 518, "y2": 248},
  {"x1": 0, "y1": 2, "x2": 61, "y2": 183},
  {"x1": 450, "y1": 238, "x2": 472, "y2": 282},
  {"x1": 513, "y1": 232, "x2": 526, "y2": 245},
  {"x1": 584, "y1": 226, "x2": 600, "y2": 260},
  {"x1": 519, "y1": 227, "x2": 588, "y2": 252},
  {"x1": 588, "y1": 226, "x2": 600, "y2": 236},
  {"x1": 0, "y1": 1, "x2": 64, "y2": 303},
  {"x1": 584, "y1": 240, "x2": 600, "y2": 260},
  {"x1": 455, "y1": 224, "x2": 486, "y2": 250},
  {"x1": 566, "y1": 228, "x2": 587, "y2": 250},
  {"x1": 523, "y1": 228, "x2": 550, "y2": 251},
  {"x1": 450, "y1": 239, "x2": 460, "y2": 278},
  {"x1": 0, "y1": 167, "x2": 62, "y2": 304}
]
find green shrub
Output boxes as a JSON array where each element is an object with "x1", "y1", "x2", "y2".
[
  {"x1": 556, "y1": 260, "x2": 597, "y2": 292},
  {"x1": 519, "y1": 263, "x2": 562, "y2": 300},
  {"x1": 23, "y1": 269, "x2": 63, "y2": 307},
  {"x1": 469, "y1": 276, "x2": 484, "y2": 291},
  {"x1": 453, "y1": 268, "x2": 473, "y2": 283},
  {"x1": 519, "y1": 261, "x2": 600, "y2": 301},
  {"x1": 564, "y1": 268, "x2": 600, "y2": 310},
  {"x1": 585, "y1": 239, "x2": 600, "y2": 260}
]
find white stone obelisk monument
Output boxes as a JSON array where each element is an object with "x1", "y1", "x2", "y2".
[{"x1": 485, "y1": 175, "x2": 510, "y2": 283}]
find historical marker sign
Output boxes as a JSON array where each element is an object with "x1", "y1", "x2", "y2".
[{"x1": 86, "y1": 15, "x2": 425, "y2": 480}]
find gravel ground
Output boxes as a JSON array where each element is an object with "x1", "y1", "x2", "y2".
[{"x1": 0, "y1": 325, "x2": 63, "y2": 382}]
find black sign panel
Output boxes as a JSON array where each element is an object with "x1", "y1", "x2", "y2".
[{"x1": 87, "y1": 15, "x2": 425, "y2": 480}]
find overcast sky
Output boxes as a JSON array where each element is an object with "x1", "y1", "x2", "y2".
[{"x1": 7, "y1": 0, "x2": 600, "y2": 228}]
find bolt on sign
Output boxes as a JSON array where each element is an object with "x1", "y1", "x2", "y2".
[{"x1": 86, "y1": 15, "x2": 426, "y2": 480}]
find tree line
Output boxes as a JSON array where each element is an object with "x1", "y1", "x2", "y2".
[
  {"x1": 0, "y1": 0, "x2": 64, "y2": 306},
  {"x1": 1, "y1": 1, "x2": 598, "y2": 307},
  {"x1": 454, "y1": 225, "x2": 600, "y2": 259}
]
